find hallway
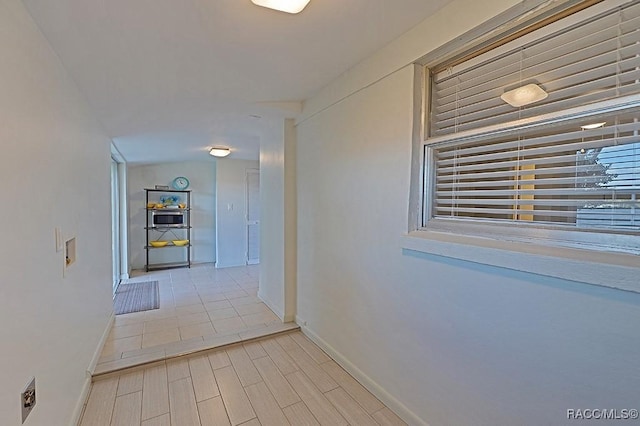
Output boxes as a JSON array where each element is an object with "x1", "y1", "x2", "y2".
[
  {"x1": 97, "y1": 264, "x2": 287, "y2": 374},
  {"x1": 82, "y1": 331, "x2": 407, "y2": 425},
  {"x1": 83, "y1": 264, "x2": 407, "y2": 425}
]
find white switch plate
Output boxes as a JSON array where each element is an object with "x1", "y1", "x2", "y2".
[{"x1": 55, "y1": 227, "x2": 63, "y2": 252}]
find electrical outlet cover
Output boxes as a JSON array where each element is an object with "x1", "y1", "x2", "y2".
[{"x1": 21, "y1": 377, "x2": 36, "y2": 423}]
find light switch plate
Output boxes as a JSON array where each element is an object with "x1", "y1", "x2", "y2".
[{"x1": 55, "y1": 227, "x2": 63, "y2": 252}]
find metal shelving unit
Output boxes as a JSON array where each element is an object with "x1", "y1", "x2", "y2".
[{"x1": 145, "y1": 188, "x2": 192, "y2": 271}]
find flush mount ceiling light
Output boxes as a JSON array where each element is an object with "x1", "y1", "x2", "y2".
[
  {"x1": 209, "y1": 147, "x2": 231, "y2": 158},
  {"x1": 581, "y1": 122, "x2": 607, "y2": 130},
  {"x1": 500, "y1": 84, "x2": 548, "y2": 107},
  {"x1": 251, "y1": 0, "x2": 311, "y2": 14}
]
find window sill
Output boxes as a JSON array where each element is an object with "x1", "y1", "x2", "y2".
[{"x1": 401, "y1": 229, "x2": 640, "y2": 294}]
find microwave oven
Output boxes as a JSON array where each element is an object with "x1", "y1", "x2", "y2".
[{"x1": 152, "y1": 210, "x2": 185, "y2": 227}]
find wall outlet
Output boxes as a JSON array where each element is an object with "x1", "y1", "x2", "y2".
[{"x1": 21, "y1": 377, "x2": 36, "y2": 423}]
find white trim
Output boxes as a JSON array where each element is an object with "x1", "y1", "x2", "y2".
[
  {"x1": 215, "y1": 261, "x2": 247, "y2": 269},
  {"x1": 110, "y1": 142, "x2": 125, "y2": 163},
  {"x1": 71, "y1": 313, "x2": 115, "y2": 425},
  {"x1": 87, "y1": 312, "x2": 115, "y2": 375},
  {"x1": 296, "y1": 319, "x2": 429, "y2": 426},
  {"x1": 401, "y1": 230, "x2": 640, "y2": 293},
  {"x1": 69, "y1": 373, "x2": 91, "y2": 426}
]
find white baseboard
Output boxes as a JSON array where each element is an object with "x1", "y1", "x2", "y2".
[
  {"x1": 296, "y1": 317, "x2": 429, "y2": 426},
  {"x1": 70, "y1": 312, "x2": 115, "y2": 426},
  {"x1": 88, "y1": 312, "x2": 115, "y2": 374},
  {"x1": 69, "y1": 373, "x2": 91, "y2": 426},
  {"x1": 215, "y1": 261, "x2": 246, "y2": 268}
]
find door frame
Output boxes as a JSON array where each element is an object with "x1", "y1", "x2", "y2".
[{"x1": 246, "y1": 168, "x2": 260, "y2": 265}]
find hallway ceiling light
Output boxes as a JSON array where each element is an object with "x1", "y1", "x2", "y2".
[
  {"x1": 251, "y1": 0, "x2": 311, "y2": 14},
  {"x1": 209, "y1": 147, "x2": 231, "y2": 157},
  {"x1": 500, "y1": 84, "x2": 548, "y2": 107}
]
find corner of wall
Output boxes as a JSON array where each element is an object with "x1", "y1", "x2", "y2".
[
  {"x1": 258, "y1": 289, "x2": 285, "y2": 321},
  {"x1": 297, "y1": 320, "x2": 429, "y2": 426}
]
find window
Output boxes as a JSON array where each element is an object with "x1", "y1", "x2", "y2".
[{"x1": 422, "y1": 0, "x2": 640, "y2": 254}]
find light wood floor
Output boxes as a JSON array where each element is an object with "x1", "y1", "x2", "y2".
[{"x1": 80, "y1": 331, "x2": 407, "y2": 426}]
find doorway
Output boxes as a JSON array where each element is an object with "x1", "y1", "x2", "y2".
[
  {"x1": 246, "y1": 169, "x2": 260, "y2": 265},
  {"x1": 111, "y1": 158, "x2": 121, "y2": 294}
]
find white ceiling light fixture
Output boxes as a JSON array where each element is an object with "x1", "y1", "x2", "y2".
[
  {"x1": 581, "y1": 122, "x2": 607, "y2": 130},
  {"x1": 251, "y1": 0, "x2": 311, "y2": 14},
  {"x1": 209, "y1": 147, "x2": 231, "y2": 158},
  {"x1": 500, "y1": 84, "x2": 548, "y2": 107}
]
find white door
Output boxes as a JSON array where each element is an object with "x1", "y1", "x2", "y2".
[{"x1": 246, "y1": 169, "x2": 260, "y2": 265}]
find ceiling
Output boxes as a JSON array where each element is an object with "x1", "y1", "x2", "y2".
[{"x1": 23, "y1": 0, "x2": 452, "y2": 163}]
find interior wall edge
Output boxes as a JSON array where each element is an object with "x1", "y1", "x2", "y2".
[
  {"x1": 87, "y1": 312, "x2": 115, "y2": 375},
  {"x1": 258, "y1": 289, "x2": 286, "y2": 321},
  {"x1": 297, "y1": 319, "x2": 430, "y2": 426}
]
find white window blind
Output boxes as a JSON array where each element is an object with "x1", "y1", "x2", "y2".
[
  {"x1": 432, "y1": 105, "x2": 640, "y2": 229},
  {"x1": 431, "y1": 1, "x2": 640, "y2": 136},
  {"x1": 425, "y1": 0, "x2": 640, "y2": 234}
]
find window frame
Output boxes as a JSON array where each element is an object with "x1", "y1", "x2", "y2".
[{"x1": 403, "y1": 0, "x2": 640, "y2": 293}]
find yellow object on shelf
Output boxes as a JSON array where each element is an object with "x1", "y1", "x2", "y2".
[
  {"x1": 172, "y1": 240, "x2": 189, "y2": 246},
  {"x1": 155, "y1": 203, "x2": 164, "y2": 209},
  {"x1": 147, "y1": 202, "x2": 155, "y2": 208},
  {"x1": 150, "y1": 241, "x2": 169, "y2": 247}
]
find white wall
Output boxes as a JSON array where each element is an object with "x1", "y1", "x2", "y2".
[
  {"x1": 0, "y1": 0, "x2": 113, "y2": 424},
  {"x1": 259, "y1": 119, "x2": 297, "y2": 321},
  {"x1": 127, "y1": 161, "x2": 216, "y2": 270},
  {"x1": 215, "y1": 159, "x2": 259, "y2": 268},
  {"x1": 295, "y1": 0, "x2": 640, "y2": 425}
]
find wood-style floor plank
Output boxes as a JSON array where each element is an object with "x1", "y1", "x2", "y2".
[
  {"x1": 141, "y1": 363, "x2": 169, "y2": 420},
  {"x1": 320, "y1": 360, "x2": 384, "y2": 414},
  {"x1": 111, "y1": 391, "x2": 142, "y2": 426},
  {"x1": 244, "y1": 381, "x2": 291, "y2": 426},
  {"x1": 290, "y1": 332, "x2": 331, "y2": 364},
  {"x1": 227, "y1": 345, "x2": 263, "y2": 387},
  {"x1": 214, "y1": 365, "x2": 257, "y2": 425},
  {"x1": 283, "y1": 401, "x2": 320, "y2": 426},
  {"x1": 286, "y1": 371, "x2": 347, "y2": 426},
  {"x1": 198, "y1": 396, "x2": 231, "y2": 426},
  {"x1": 260, "y1": 338, "x2": 298, "y2": 375},
  {"x1": 276, "y1": 334, "x2": 338, "y2": 392},
  {"x1": 168, "y1": 377, "x2": 201, "y2": 426},
  {"x1": 189, "y1": 355, "x2": 220, "y2": 401},
  {"x1": 167, "y1": 358, "x2": 191, "y2": 382},
  {"x1": 117, "y1": 370, "x2": 144, "y2": 396},
  {"x1": 208, "y1": 349, "x2": 232, "y2": 370},
  {"x1": 80, "y1": 377, "x2": 119, "y2": 426},
  {"x1": 325, "y1": 387, "x2": 378, "y2": 426},
  {"x1": 252, "y1": 356, "x2": 301, "y2": 408},
  {"x1": 141, "y1": 413, "x2": 171, "y2": 426},
  {"x1": 372, "y1": 407, "x2": 408, "y2": 426},
  {"x1": 243, "y1": 341, "x2": 268, "y2": 359}
]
